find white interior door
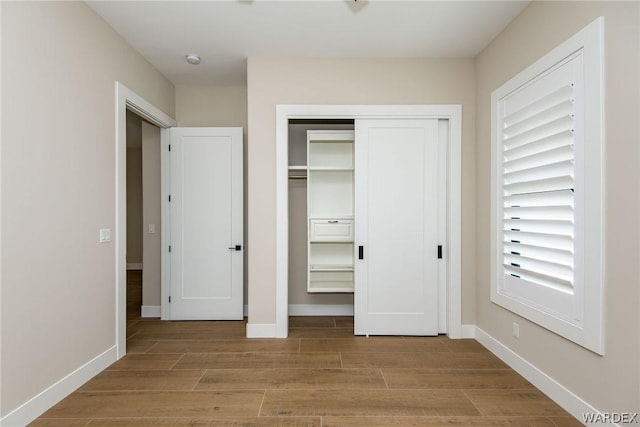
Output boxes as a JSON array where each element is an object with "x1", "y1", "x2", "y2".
[
  {"x1": 354, "y1": 119, "x2": 440, "y2": 335},
  {"x1": 168, "y1": 127, "x2": 243, "y2": 320}
]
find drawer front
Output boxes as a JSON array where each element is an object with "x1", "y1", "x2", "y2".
[{"x1": 310, "y1": 219, "x2": 354, "y2": 242}]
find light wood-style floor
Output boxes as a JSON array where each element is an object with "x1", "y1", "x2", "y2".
[{"x1": 31, "y1": 271, "x2": 582, "y2": 426}]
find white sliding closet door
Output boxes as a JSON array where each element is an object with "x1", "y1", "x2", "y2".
[
  {"x1": 354, "y1": 119, "x2": 439, "y2": 336},
  {"x1": 168, "y1": 127, "x2": 243, "y2": 320}
]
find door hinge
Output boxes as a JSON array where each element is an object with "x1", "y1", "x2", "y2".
[
  {"x1": 169, "y1": 245, "x2": 172, "y2": 253},
  {"x1": 168, "y1": 195, "x2": 171, "y2": 202},
  {"x1": 169, "y1": 296, "x2": 171, "y2": 303},
  {"x1": 168, "y1": 144, "x2": 171, "y2": 152},
  {"x1": 437, "y1": 245, "x2": 443, "y2": 259}
]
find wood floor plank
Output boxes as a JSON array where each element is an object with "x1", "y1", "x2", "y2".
[
  {"x1": 134, "y1": 329, "x2": 248, "y2": 340},
  {"x1": 133, "y1": 320, "x2": 247, "y2": 331},
  {"x1": 41, "y1": 391, "x2": 264, "y2": 418},
  {"x1": 548, "y1": 416, "x2": 585, "y2": 427},
  {"x1": 130, "y1": 320, "x2": 247, "y2": 341},
  {"x1": 125, "y1": 339, "x2": 157, "y2": 353},
  {"x1": 382, "y1": 369, "x2": 533, "y2": 389},
  {"x1": 195, "y1": 368, "x2": 386, "y2": 390},
  {"x1": 147, "y1": 339, "x2": 300, "y2": 354},
  {"x1": 289, "y1": 316, "x2": 337, "y2": 328},
  {"x1": 173, "y1": 352, "x2": 341, "y2": 370},
  {"x1": 341, "y1": 352, "x2": 508, "y2": 369},
  {"x1": 106, "y1": 354, "x2": 183, "y2": 370},
  {"x1": 288, "y1": 328, "x2": 354, "y2": 338},
  {"x1": 321, "y1": 416, "x2": 559, "y2": 426},
  {"x1": 300, "y1": 337, "x2": 449, "y2": 353},
  {"x1": 440, "y1": 339, "x2": 489, "y2": 352},
  {"x1": 260, "y1": 389, "x2": 479, "y2": 416},
  {"x1": 131, "y1": 321, "x2": 247, "y2": 340},
  {"x1": 126, "y1": 327, "x2": 141, "y2": 339},
  {"x1": 334, "y1": 317, "x2": 354, "y2": 328},
  {"x1": 127, "y1": 320, "x2": 141, "y2": 329},
  {"x1": 464, "y1": 390, "x2": 570, "y2": 416},
  {"x1": 85, "y1": 417, "x2": 321, "y2": 426},
  {"x1": 79, "y1": 370, "x2": 205, "y2": 391},
  {"x1": 28, "y1": 419, "x2": 90, "y2": 426}
]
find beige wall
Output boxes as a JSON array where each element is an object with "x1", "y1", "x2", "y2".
[
  {"x1": 142, "y1": 122, "x2": 162, "y2": 308},
  {"x1": 126, "y1": 111, "x2": 143, "y2": 265},
  {"x1": 475, "y1": 1, "x2": 640, "y2": 413},
  {"x1": 1, "y1": 1, "x2": 174, "y2": 416},
  {"x1": 126, "y1": 147, "x2": 143, "y2": 264},
  {"x1": 175, "y1": 85, "x2": 247, "y2": 128},
  {"x1": 246, "y1": 58, "x2": 476, "y2": 324}
]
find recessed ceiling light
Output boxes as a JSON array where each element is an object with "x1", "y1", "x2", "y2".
[{"x1": 185, "y1": 54, "x2": 201, "y2": 65}]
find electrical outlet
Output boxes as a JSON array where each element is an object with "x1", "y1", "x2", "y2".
[{"x1": 512, "y1": 322, "x2": 520, "y2": 339}]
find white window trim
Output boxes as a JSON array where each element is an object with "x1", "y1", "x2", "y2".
[{"x1": 490, "y1": 17, "x2": 605, "y2": 354}]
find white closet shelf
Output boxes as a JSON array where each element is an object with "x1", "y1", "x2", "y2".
[
  {"x1": 310, "y1": 239, "x2": 354, "y2": 243},
  {"x1": 309, "y1": 216, "x2": 354, "y2": 220},
  {"x1": 308, "y1": 166, "x2": 354, "y2": 171},
  {"x1": 308, "y1": 287, "x2": 354, "y2": 294},
  {"x1": 310, "y1": 265, "x2": 354, "y2": 272},
  {"x1": 307, "y1": 129, "x2": 355, "y2": 294},
  {"x1": 288, "y1": 165, "x2": 308, "y2": 170}
]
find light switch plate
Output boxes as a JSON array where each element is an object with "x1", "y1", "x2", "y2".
[
  {"x1": 99, "y1": 228, "x2": 111, "y2": 243},
  {"x1": 148, "y1": 224, "x2": 156, "y2": 234}
]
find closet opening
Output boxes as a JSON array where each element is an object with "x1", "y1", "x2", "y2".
[
  {"x1": 274, "y1": 105, "x2": 463, "y2": 340},
  {"x1": 288, "y1": 119, "x2": 356, "y2": 321}
]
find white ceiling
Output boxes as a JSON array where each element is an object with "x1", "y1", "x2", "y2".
[{"x1": 88, "y1": 0, "x2": 529, "y2": 86}]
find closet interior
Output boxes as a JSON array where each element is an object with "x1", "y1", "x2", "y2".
[{"x1": 288, "y1": 120, "x2": 355, "y2": 308}]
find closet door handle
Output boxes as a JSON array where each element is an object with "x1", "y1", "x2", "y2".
[
  {"x1": 228, "y1": 245, "x2": 242, "y2": 251},
  {"x1": 328, "y1": 220, "x2": 339, "y2": 224},
  {"x1": 358, "y1": 246, "x2": 364, "y2": 260}
]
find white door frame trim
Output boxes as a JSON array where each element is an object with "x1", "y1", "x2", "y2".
[
  {"x1": 115, "y1": 82, "x2": 176, "y2": 358},
  {"x1": 275, "y1": 104, "x2": 462, "y2": 339}
]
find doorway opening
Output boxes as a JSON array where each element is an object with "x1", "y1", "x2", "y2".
[
  {"x1": 125, "y1": 110, "x2": 144, "y2": 323},
  {"x1": 125, "y1": 109, "x2": 162, "y2": 336},
  {"x1": 116, "y1": 82, "x2": 176, "y2": 358}
]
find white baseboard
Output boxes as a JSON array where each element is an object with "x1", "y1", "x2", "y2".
[
  {"x1": 288, "y1": 304, "x2": 354, "y2": 316},
  {"x1": 126, "y1": 263, "x2": 143, "y2": 270},
  {"x1": 460, "y1": 324, "x2": 476, "y2": 338},
  {"x1": 246, "y1": 323, "x2": 278, "y2": 338},
  {"x1": 0, "y1": 345, "x2": 117, "y2": 427},
  {"x1": 474, "y1": 326, "x2": 605, "y2": 425},
  {"x1": 141, "y1": 305, "x2": 161, "y2": 318}
]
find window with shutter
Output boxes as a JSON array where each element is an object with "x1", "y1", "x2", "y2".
[{"x1": 490, "y1": 17, "x2": 604, "y2": 354}]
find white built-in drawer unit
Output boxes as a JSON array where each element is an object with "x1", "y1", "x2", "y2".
[{"x1": 310, "y1": 219, "x2": 354, "y2": 242}]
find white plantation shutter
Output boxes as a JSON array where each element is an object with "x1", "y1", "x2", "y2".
[
  {"x1": 490, "y1": 17, "x2": 604, "y2": 354},
  {"x1": 496, "y1": 55, "x2": 580, "y2": 321},
  {"x1": 501, "y1": 74, "x2": 576, "y2": 297}
]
